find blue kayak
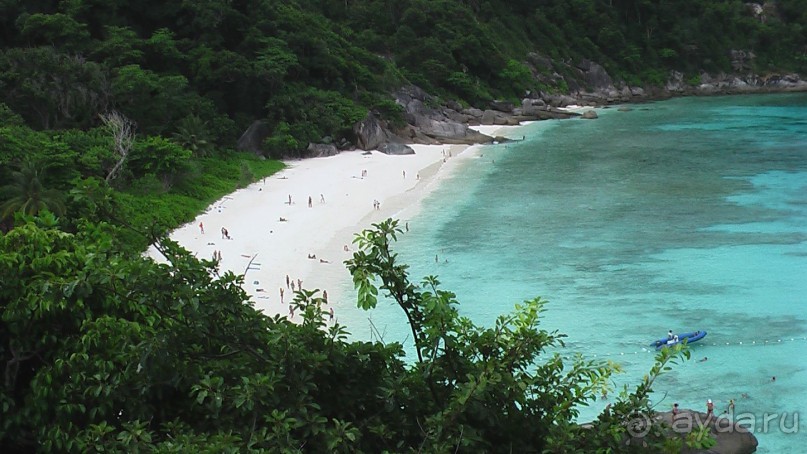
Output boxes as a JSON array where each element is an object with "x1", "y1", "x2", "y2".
[{"x1": 652, "y1": 330, "x2": 707, "y2": 349}]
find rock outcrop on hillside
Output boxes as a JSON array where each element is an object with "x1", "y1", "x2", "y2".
[
  {"x1": 654, "y1": 409, "x2": 758, "y2": 454},
  {"x1": 525, "y1": 51, "x2": 806, "y2": 108}
]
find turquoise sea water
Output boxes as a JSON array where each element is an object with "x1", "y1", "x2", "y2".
[{"x1": 338, "y1": 93, "x2": 807, "y2": 452}]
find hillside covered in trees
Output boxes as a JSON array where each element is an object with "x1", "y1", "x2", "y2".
[
  {"x1": 1, "y1": 1, "x2": 804, "y2": 452},
  {"x1": 1, "y1": 0, "x2": 805, "y2": 152}
]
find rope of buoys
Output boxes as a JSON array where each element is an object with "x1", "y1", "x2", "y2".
[
  {"x1": 710, "y1": 336, "x2": 807, "y2": 347},
  {"x1": 568, "y1": 337, "x2": 807, "y2": 359}
]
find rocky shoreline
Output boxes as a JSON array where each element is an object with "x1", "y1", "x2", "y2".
[{"x1": 237, "y1": 59, "x2": 806, "y2": 158}]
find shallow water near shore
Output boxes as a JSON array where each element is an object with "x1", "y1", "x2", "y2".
[{"x1": 338, "y1": 93, "x2": 807, "y2": 452}]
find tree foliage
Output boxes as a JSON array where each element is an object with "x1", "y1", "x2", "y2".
[
  {"x1": 1, "y1": 216, "x2": 710, "y2": 452},
  {"x1": 0, "y1": 0, "x2": 803, "y2": 152}
]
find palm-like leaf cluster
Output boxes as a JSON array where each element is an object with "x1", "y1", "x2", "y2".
[{"x1": 0, "y1": 160, "x2": 65, "y2": 221}]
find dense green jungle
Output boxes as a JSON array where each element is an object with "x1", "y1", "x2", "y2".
[{"x1": 1, "y1": 0, "x2": 805, "y2": 451}]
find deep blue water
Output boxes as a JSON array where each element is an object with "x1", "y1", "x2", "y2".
[{"x1": 339, "y1": 93, "x2": 807, "y2": 452}]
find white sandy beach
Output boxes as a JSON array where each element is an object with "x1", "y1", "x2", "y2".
[{"x1": 148, "y1": 124, "x2": 525, "y2": 320}]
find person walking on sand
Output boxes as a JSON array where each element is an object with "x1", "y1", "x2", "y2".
[
  {"x1": 199, "y1": 222, "x2": 204, "y2": 234},
  {"x1": 320, "y1": 193, "x2": 325, "y2": 203},
  {"x1": 308, "y1": 196, "x2": 312, "y2": 208},
  {"x1": 289, "y1": 305, "x2": 294, "y2": 318}
]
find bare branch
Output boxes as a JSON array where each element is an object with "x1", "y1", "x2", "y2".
[{"x1": 101, "y1": 111, "x2": 136, "y2": 183}]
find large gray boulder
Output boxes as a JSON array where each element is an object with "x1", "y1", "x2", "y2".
[
  {"x1": 533, "y1": 108, "x2": 579, "y2": 120},
  {"x1": 461, "y1": 107, "x2": 484, "y2": 118},
  {"x1": 416, "y1": 120, "x2": 494, "y2": 144},
  {"x1": 236, "y1": 120, "x2": 271, "y2": 155},
  {"x1": 395, "y1": 85, "x2": 440, "y2": 126},
  {"x1": 580, "y1": 110, "x2": 599, "y2": 119},
  {"x1": 353, "y1": 113, "x2": 389, "y2": 151},
  {"x1": 576, "y1": 59, "x2": 614, "y2": 90},
  {"x1": 543, "y1": 93, "x2": 580, "y2": 107},
  {"x1": 480, "y1": 109, "x2": 497, "y2": 125},
  {"x1": 305, "y1": 143, "x2": 339, "y2": 157},
  {"x1": 378, "y1": 142, "x2": 415, "y2": 155},
  {"x1": 489, "y1": 100, "x2": 515, "y2": 113}
]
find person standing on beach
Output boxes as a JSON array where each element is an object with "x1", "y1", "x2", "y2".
[
  {"x1": 221, "y1": 227, "x2": 226, "y2": 239},
  {"x1": 280, "y1": 287, "x2": 284, "y2": 304},
  {"x1": 402, "y1": 170, "x2": 406, "y2": 179},
  {"x1": 291, "y1": 281, "x2": 295, "y2": 291},
  {"x1": 286, "y1": 274, "x2": 290, "y2": 289},
  {"x1": 329, "y1": 307, "x2": 334, "y2": 321},
  {"x1": 308, "y1": 196, "x2": 312, "y2": 208},
  {"x1": 323, "y1": 290, "x2": 328, "y2": 303},
  {"x1": 199, "y1": 222, "x2": 204, "y2": 234},
  {"x1": 288, "y1": 194, "x2": 292, "y2": 205},
  {"x1": 320, "y1": 193, "x2": 325, "y2": 203},
  {"x1": 297, "y1": 278, "x2": 302, "y2": 290}
]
